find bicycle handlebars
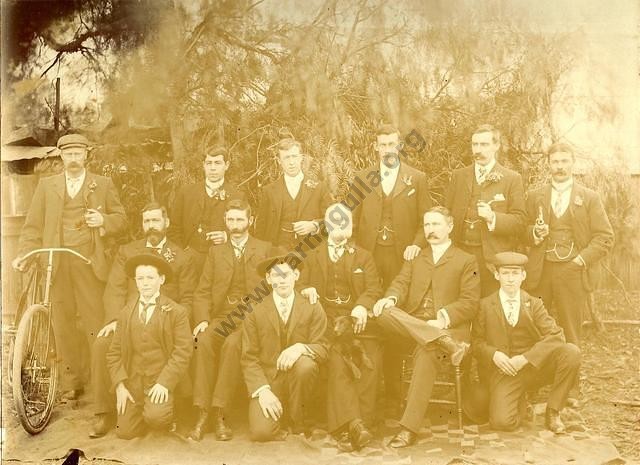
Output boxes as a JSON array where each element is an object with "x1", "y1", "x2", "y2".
[{"x1": 19, "y1": 248, "x2": 92, "y2": 266}]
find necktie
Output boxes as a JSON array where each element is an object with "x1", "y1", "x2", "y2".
[
  {"x1": 328, "y1": 243, "x2": 344, "y2": 263},
  {"x1": 552, "y1": 186, "x2": 570, "y2": 217},
  {"x1": 67, "y1": 178, "x2": 81, "y2": 198},
  {"x1": 232, "y1": 243, "x2": 245, "y2": 259},
  {"x1": 278, "y1": 300, "x2": 290, "y2": 324},
  {"x1": 506, "y1": 299, "x2": 518, "y2": 326},
  {"x1": 148, "y1": 246, "x2": 162, "y2": 255},
  {"x1": 477, "y1": 166, "x2": 487, "y2": 184},
  {"x1": 140, "y1": 302, "x2": 154, "y2": 324}
]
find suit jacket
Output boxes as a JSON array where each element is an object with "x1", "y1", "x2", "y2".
[
  {"x1": 168, "y1": 181, "x2": 245, "y2": 249},
  {"x1": 349, "y1": 162, "x2": 432, "y2": 257},
  {"x1": 472, "y1": 290, "x2": 567, "y2": 370},
  {"x1": 106, "y1": 294, "x2": 193, "y2": 393},
  {"x1": 254, "y1": 176, "x2": 333, "y2": 244},
  {"x1": 385, "y1": 244, "x2": 480, "y2": 341},
  {"x1": 191, "y1": 236, "x2": 277, "y2": 326},
  {"x1": 102, "y1": 238, "x2": 198, "y2": 324},
  {"x1": 444, "y1": 163, "x2": 526, "y2": 259},
  {"x1": 299, "y1": 241, "x2": 381, "y2": 310},
  {"x1": 241, "y1": 292, "x2": 329, "y2": 395},
  {"x1": 18, "y1": 172, "x2": 127, "y2": 281},
  {"x1": 523, "y1": 182, "x2": 614, "y2": 291}
]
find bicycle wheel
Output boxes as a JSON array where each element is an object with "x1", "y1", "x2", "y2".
[
  {"x1": 12, "y1": 303, "x2": 58, "y2": 435},
  {"x1": 6, "y1": 264, "x2": 43, "y2": 387}
]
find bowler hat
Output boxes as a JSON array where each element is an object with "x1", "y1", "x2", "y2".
[
  {"x1": 256, "y1": 254, "x2": 304, "y2": 276},
  {"x1": 57, "y1": 133, "x2": 90, "y2": 150},
  {"x1": 125, "y1": 253, "x2": 172, "y2": 283}
]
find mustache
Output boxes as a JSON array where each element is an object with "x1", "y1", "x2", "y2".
[{"x1": 427, "y1": 233, "x2": 438, "y2": 239}]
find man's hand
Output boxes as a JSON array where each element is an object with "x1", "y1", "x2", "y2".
[
  {"x1": 97, "y1": 321, "x2": 117, "y2": 338},
  {"x1": 258, "y1": 388, "x2": 283, "y2": 422},
  {"x1": 476, "y1": 201, "x2": 495, "y2": 223},
  {"x1": 509, "y1": 354, "x2": 528, "y2": 373},
  {"x1": 206, "y1": 230, "x2": 227, "y2": 245},
  {"x1": 426, "y1": 319, "x2": 445, "y2": 329},
  {"x1": 533, "y1": 223, "x2": 549, "y2": 241},
  {"x1": 84, "y1": 209, "x2": 104, "y2": 228},
  {"x1": 276, "y1": 343, "x2": 305, "y2": 371},
  {"x1": 11, "y1": 256, "x2": 27, "y2": 272},
  {"x1": 403, "y1": 245, "x2": 421, "y2": 261},
  {"x1": 148, "y1": 383, "x2": 169, "y2": 404},
  {"x1": 116, "y1": 382, "x2": 135, "y2": 415},
  {"x1": 292, "y1": 220, "x2": 318, "y2": 235},
  {"x1": 192, "y1": 321, "x2": 209, "y2": 338},
  {"x1": 301, "y1": 287, "x2": 319, "y2": 305},
  {"x1": 492, "y1": 351, "x2": 518, "y2": 376},
  {"x1": 351, "y1": 305, "x2": 368, "y2": 334},
  {"x1": 373, "y1": 297, "x2": 394, "y2": 317}
]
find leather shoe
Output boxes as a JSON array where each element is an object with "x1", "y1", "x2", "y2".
[
  {"x1": 188, "y1": 408, "x2": 209, "y2": 441},
  {"x1": 213, "y1": 408, "x2": 233, "y2": 441},
  {"x1": 60, "y1": 389, "x2": 84, "y2": 401},
  {"x1": 349, "y1": 419, "x2": 372, "y2": 450},
  {"x1": 388, "y1": 427, "x2": 416, "y2": 448},
  {"x1": 437, "y1": 336, "x2": 469, "y2": 366},
  {"x1": 88, "y1": 413, "x2": 114, "y2": 438},
  {"x1": 545, "y1": 408, "x2": 566, "y2": 434}
]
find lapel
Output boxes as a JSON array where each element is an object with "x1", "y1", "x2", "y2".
[
  {"x1": 541, "y1": 184, "x2": 553, "y2": 221},
  {"x1": 53, "y1": 173, "x2": 67, "y2": 199},
  {"x1": 81, "y1": 173, "x2": 94, "y2": 208},
  {"x1": 391, "y1": 163, "x2": 411, "y2": 198},
  {"x1": 368, "y1": 166, "x2": 384, "y2": 199},
  {"x1": 286, "y1": 293, "x2": 303, "y2": 339},
  {"x1": 220, "y1": 241, "x2": 234, "y2": 270},
  {"x1": 264, "y1": 295, "x2": 281, "y2": 337},
  {"x1": 194, "y1": 183, "x2": 206, "y2": 218},
  {"x1": 567, "y1": 181, "x2": 582, "y2": 220},
  {"x1": 518, "y1": 292, "x2": 542, "y2": 340},
  {"x1": 296, "y1": 178, "x2": 311, "y2": 217},
  {"x1": 342, "y1": 241, "x2": 356, "y2": 271},
  {"x1": 492, "y1": 293, "x2": 508, "y2": 334},
  {"x1": 243, "y1": 236, "x2": 257, "y2": 265},
  {"x1": 463, "y1": 165, "x2": 475, "y2": 196}
]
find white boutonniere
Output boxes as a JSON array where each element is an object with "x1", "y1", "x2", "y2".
[
  {"x1": 163, "y1": 247, "x2": 176, "y2": 263},
  {"x1": 160, "y1": 303, "x2": 173, "y2": 313},
  {"x1": 402, "y1": 175, "x2": 413, "y2": 186},
  {"x1": 483, "y1": 172, "x2": 504, "y2": 186},
  {"x1": 493, "y1": 193, "x2": 506, "y2": 202},
  {"x1": 347, "y1": 246, "x2": 355, "y2": 254},
  {"x1": 88, "y1": 180, "x2": 98, "y2": 194},
  {"x1": 574, "y1": 195, "x2": 583, "y2": 206},
  {"x1": 305, "y1": 179, "x2": 319, "y2": 189},
  {"x1": 407, "y1": 188, "x2": 416, "y2": 197},
  {"x1": 213, "y1": 189, "x2": 226, "y2": 201}
]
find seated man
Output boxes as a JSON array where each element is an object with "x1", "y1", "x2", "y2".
[
  {"x1": 241, "y1": 255, "x2": 329, "y2": 441},
  {"x1": 106, "y1": 254, "x2": 193, "y2": 439},
  {"x1": 372, "y1": 206, "x2": 481, "y2": 448},
  {"x1": 189, "y1": 199, "x2": 276, "y2": 441},
  {"x1": 472, "y1": 252, "x2": 581, "y2": 433},
  {"x1": 299, "y1": 203, "x2": 382, "y2": 450}
]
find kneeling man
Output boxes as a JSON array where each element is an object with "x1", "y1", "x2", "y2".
[
  {"x1": 107, "y1": 254, "x2": 193, "y2": 439},
  {"x1": 241, "y1": 255, "x2": 329, "y2": 441},
  {"x1": 472, "y1": 252, "x2": 580, "y2": 433}
]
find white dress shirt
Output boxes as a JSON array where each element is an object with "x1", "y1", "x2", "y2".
[
  {"x1": 138, "y1": 291, "x2": 160, "y2": 324},
  {"x1": 273, "y1": 291, "x2": 295, "y2": 324},
  {"x1": 205, "y1": 179, "x2": 225, "y2": 197},
  {"x1": 327, "y1": 239, "x2": 347, "y2": 263},
  {"x1": 474, "y1": 159, "x2": 496, "y2": 184},
  {"x1": 551, "y1": 179, "x2": 573, "y2": 218},
  {"x1": 66, "y1": 171, "x2": 87, "y2": 199},
  {"x1": 284, "y1": 172, "x2": 304, "y2": 199},
  {"x1": 430, "y1": 240, "x2": 451, "y2": 264},
  {"x1": 380, "y1": 162, "x2": 400, "y2": 196},
  {"x1": 230, "y1": 235, "x2": 249, "y2": 258},
  {"x1": 499, "y1": 289, "x2": 521, "y2": 327}
]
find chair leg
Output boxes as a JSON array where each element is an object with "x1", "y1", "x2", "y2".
[{"x1": 455, "y1": 365, "x2": 463, "y2": 430}]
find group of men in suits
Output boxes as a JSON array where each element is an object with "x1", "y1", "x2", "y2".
[{"x1": 12, "y1": 123, "x2": 613, "y2": 448}]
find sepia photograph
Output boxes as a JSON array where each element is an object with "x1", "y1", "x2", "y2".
[{"x1": 1, "y1": 1, "x2": 638, "y2": 464}]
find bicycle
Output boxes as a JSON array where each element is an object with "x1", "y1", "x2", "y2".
[{"x1": 9, "y1": 247, "x2": 91, "y2": 435}]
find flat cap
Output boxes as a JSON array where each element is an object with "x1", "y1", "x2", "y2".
[
  {"x1": 57, "y1": 133, "x2": 90, "y2": 150},
  {"x1": 491, "y1": 251, "x2": 528, "y2": 268},
  {"x1": 125, "y1": 253, "x2": 172, "y2": 283},
  {"x1": 256, "y1": 254, "x2": 304, "y2": 276}
]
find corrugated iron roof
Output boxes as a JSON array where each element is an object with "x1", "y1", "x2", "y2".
[{"x1": 1, "y1": 145, "x2": 58, "y2": 162}]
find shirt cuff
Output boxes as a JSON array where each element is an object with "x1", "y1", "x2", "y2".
[
  {"x1": 312, "y1": 221, "x2": 320, "y2": 235},
  {"x1": 387, "y1": 296, "x2": 398, "y2": 306},
  {"x1": 575, "y1": 254, "x2": 586, "y2": 266},
  {"x1": 437, "y1": 309, "x2": 451, "y2": 329},
  {"x1": 486, "y1": 213, "x2": 497, "y2": 231},
  {"x1": 303, "y1": 344, "x2": 316, "y2": 359},
  {"x1": 251, "y1": 385, "x2": 271, "y2": 398}
]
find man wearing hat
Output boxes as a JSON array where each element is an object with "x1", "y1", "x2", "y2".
[
  {"x1": 188, "y1": 199, "x2": 277, "y2": 441},
  {"x1": 241, "y1": 255, "x2": 329, "y2": 441},
  {"x1": 372, "y1": 206, "x2": 481, "y2": 448},
  {"x1": 299, "y1": 203, "x2": 382, "y2": 451},
  {"x1": 106, "y1": 254, "x2": 193, "y2": 439},
  {"x1": 472, "y1": 252, "x2": 581, "y2": 433},
  {"x1": 13, "y1": 133, "x2": 127, "y2": 401},
  {"x1": 89, "y1": 201, "x2": 198, "y2": 438},
  {"x1": 168, "y1": 145, "x2": 245, "y2": 272}
]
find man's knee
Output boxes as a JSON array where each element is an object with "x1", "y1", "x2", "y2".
[
  {"x1": 115, "y1": 419, "x2": 144, "y2": 440},
  {"x1": 490, "y1": 409, "x2": 520, "y2": 432},
  {"x1": 291, "y1": 356, "x2": 319, "y2": 380},
  {"x1": 249, "y1": 421, "x2": 279, "y2": 442},
  {"x1": 143, "y1": 400, "x2": 174, "y2": 430},
  {"x1": 559, "y1": 343, "x2": 581, "y2": 368}
]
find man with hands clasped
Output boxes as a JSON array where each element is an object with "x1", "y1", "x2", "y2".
[
  {"x1": 472, "y1": 252, "x2": 581, "y2": 433},
  {"x1": 106, "y1": 254, "x2": 193, "y2": 439},
  {"x1": 241, "y1": 256, "x2": 328, "y2": 441}
]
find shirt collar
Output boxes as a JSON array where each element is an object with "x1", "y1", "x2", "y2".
[
  {"x1": 140, "y1": 291, "x2": 161, "y2": 306},
  {"x1": 284, "y1": 171, "x2": 304, "y2": 184},
  {"x1": 205, "y1": 179, "x2": 224, "y2": 192},
  {"x1": 380, "y1": 161, "x2": 400, "y2": 174},
  {"x1": 273, "y1": 291, "x2": 295, "y2": 309},
  {"x1": 499, "y1": 289, "x2": 521, "y2": 305},
  {"x1": 65, "y1": 170, "x2": 86, "y2": 185},
  {"x1": 230, "y1": 235, "x2": 249, "y2": 249},
  {"x1": 430, "y1": 239, "x2": 452, "y2": 255},
  {"x1": 328, "y1": 238, "x2": 348, "y2": 248},
  {"x1": 145, "y1": 237, "x2": 167, "y2": 250},
  {"x1": 551, "y1": 178, "x2": 574, "y2": 192},
  {"x1": 475, "y1": 159, "x2": 496, "y2": 175}
]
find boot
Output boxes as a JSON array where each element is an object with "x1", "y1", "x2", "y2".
[
  {"x1": 188, "y1": 408, "x2": 209, "y2": 441},
  {"x1": 436, "y1": 335, "x2": 469, "y2": 366},
  {"x1": 213, "y1": 407, "x2": 233, "y2": 441},
  {"x1": 88, "y1": 413, "x2": 115, "y2": 438},
  {"x1": 545, "y1": 408, "x2": 566, "y2": 434}
]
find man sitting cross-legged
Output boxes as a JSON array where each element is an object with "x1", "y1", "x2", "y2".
[
  {"x1": 472, "y1": 252, "x2": 581, "y2": 433},
  {"x1": 372, "y1": 206, "x2": 481, "y2": 448}
]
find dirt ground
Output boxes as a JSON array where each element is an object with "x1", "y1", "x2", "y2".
[{"x1": 1, "y1": 290, "x2": 638, "y2": 465}]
